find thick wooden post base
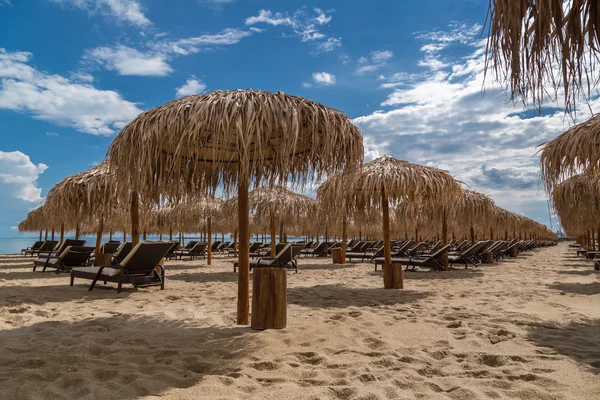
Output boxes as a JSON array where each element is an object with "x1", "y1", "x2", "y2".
[
  {"x1": 509, "y1": 247, "x2": 518, "y2": 258},
  {"x1": 383, "y1": 264, "x2": 403, "y2": 289},
  {"x1": 331, "y1": 248, "x2": 344, "y2": 264},
  {"x1": 482, "y1": 251, "x2": 494, "y2": 264},
  {"x1": 251, "y1": 267, "x2": 287, "y2": 330},
  {"x1": 95, "y1": 253, "x2": 112, "y2": 266}
]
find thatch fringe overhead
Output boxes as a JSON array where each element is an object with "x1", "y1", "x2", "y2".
[
  {"x1": 107, "y1": 90, "x2": 364, "y2": 201},
  {"x1": 486, "y1": 0, "x2": 600, "y2": 111},
  {"x1": 552, "y1": 173, "x2": 600, "y2": 236}
]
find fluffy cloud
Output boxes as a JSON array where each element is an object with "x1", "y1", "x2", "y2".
[
  {"x1": 0, "y1": 151, "x2": 47, "y2": 203},
  {"x1": 175, "y1": 76, "x2": 207, "y2": 97},
  {"x1": 84, "y1": 45, "x2": 172, "y2": 76},
  {"x1": 353, "y1": 24, "x2": 597, "y2": 228},
  {"x1": 51, "y1": 0, "x2": 151, "y2": 28},
  {"x1": 85, "y1": 28, "x2": 254, "y2": 76},
  {"x1": 246, "y1": 8, "x2": 339, "y2": 52},
  {"x1": 0, "y1": 48, "x2": 142, "y2": 135},
  {"x1": 312, "y1": 72, "x2": 335, "y2": 86},
  {"x1": 356, "y1": 50, "x2": 394, "y2": 75}
]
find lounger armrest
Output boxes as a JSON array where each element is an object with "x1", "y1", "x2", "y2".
[{"x1": 256, "y1": 257, "x2": 275, "y2": 267}]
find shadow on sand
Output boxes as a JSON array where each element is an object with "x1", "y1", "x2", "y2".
[
  {"x1": 527, "y1": 319, "x2": 600, "y2": 374},
  {"x1": 547, "y1": 282, "x2": 600, "y2": 295},
  {"x1": 168, "y1": 270, "x2": 238, "y2": 283},
  {"x1": 557, "y1": 269, "x2": 598, "y2": 277},
  {"x1": 0, "y1": 282, "x2": 138, "y2": 306},
  {"x1": 288, "y1": 284, "x2": 430, "y2": 308},
  {"x1": 0, "y1": 315, "x2": 257, "y2": 398}
]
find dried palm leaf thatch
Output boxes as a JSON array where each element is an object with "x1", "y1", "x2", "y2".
[
  {"x1": 486, "y1": 0, "x2": 600, "y2": 111},
  {"x1": 45, "y1": 163, "x2": 120, "y2": 223},
  {"x1": 223, "y1": 185, "x2": 317, "y2": 226},
  {"x1": 107, "y1": 90, "x2": 364, "y2": 201},
  {"x1": 18, "y1": 206, "x2": 54, "y2": 233},
  {"x1": 540, "y1": 113, "x2": 600, "y2": 191},
  {"x1": 552, "y1": 173, "x2": 600, "y2": 234},
  {"x1": 319, "y1": 156, "x2": 462, "y2": 212}
]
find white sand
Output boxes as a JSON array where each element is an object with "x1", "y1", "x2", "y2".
[{"x1": 0, "y1": 242, "x2": 599, "y2": 399}]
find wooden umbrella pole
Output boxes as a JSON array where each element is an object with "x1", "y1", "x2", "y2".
[
  {"x1": 131, "y1": 191, "x2": 140, "y2": 247},
  {"x1": 415, "y1": 227, "x2": 418, "y2": 241},
  {"x1": 270, "y1": 212, "x2": 276, "y2": 257},
  {"x1": 159, "y1": 233, "x2": 163, "y2": 240},
  {"x1": 143, "y1": 231, "x2": 147, "y2": 241},
  {"x1": 325, "y1": 226, "x2": 328, "y2": 242},
  {"x1": 207, "y1": 216, "x2": 212, "y2": 265},
  {"x1": 490, "y1": 227, "x2": 494, "y2": 240},
  {"x1": 44, "y1": 230, "x2": 48, "y2": 240},
  {"x1": 234, "y1": 229, "x2": 238, "y2": 257},
  {"x1": 279, "y1": 222, "x2": 284, "y2": 243},
  {"x1": 123, "y1": 231, "x2": 127, "y2": 242},
  {"x1": 381, "y1": 185, "x2": 401, "y2": 289},
  {"x1": 39, "y1": 230, "x2": 42, "y2": 241},
  {"x1": 470, "y1": 225, "x2": 475, "y2": 244},
  {"x1": 51, "y1": 228, "x2": 55, "y2": 241},
  {"x1": 169, "y1": 227, "x2": 173, "y2": 241},
  {"x1": 237, "y1": 171, "x2": 250, "y2": 326},
  {"x1": 60, "y1": 223, "x2": 65, "y2": 243},
  {"x1": 75, "y1": 223, "x2": 80, "y2": 240},
  {"x1": 95, "y1": 215, "x2": 104, "y2": 266},
  {"x1": 109, "y1": 231, "x2": 113, "y2": 241},
  {"x1": 442, "y1": 206, "x2": 449, "y2": 271},
  {"x1": 341, "y1": 215, "x2": 347, "y2": 264}
]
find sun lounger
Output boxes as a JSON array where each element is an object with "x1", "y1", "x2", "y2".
[
  {"x1": 448, "y1": 241, "x2": 489, "y2": 268},
  {"x1": 174, "y1": 243, "x2": 207, "y2": 260},
  {"x1": 373, "y1": 245, "x2": 450, "y2": 272},
  {"x1": 39, "y1": 239, "x2": 86, "y2": 258},
  {"x1": 70, "y1": 241, "x2": 173, "y2": 293},
  {"x1": 24, "y1": 240, "x2": 58, "y2": 257},
  {"x1": 33, "y1": 246, "x2": 95, "y2": 273},
  {"x1": 21, "y1": 240, "x2": 44, "y2": 256},
  {"x1": 234, "y1": 243, "x2": 300, "y2": 273}
]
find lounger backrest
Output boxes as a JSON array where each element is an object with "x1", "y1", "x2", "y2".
[
  {"x1": 184, "y1": 241, "x2": 198, "y2": 250},
  {"x1": 165, "y1": 241, "x2": 180, "y2": 255},
  {"x1": 274, "y1": 243, "x2": 293, "y2": 264},
  {"x1": 310, "y1": 242, "x2": 328, "y2": 252},
  {"x1": 60, "y1": 246, "x2": 95, "y2": 266},
  {"x1": 249, "y1": 242, "x2": 262, "y2": 253},
  {"x1": 211, "y1": 241, "x2": 221, "y2": 251},
  {"x1": 30, "y1": 241, "x2": 44, "y2": 250},
  {"x1": 121, "y1": 242, "x2": 174, "y2": 272},
  {"x1": 430, "y1": 244, "x2": 451, "y2": 260},
  {"x1": 101, "y1": 242, "x2": 121, "y2": 255},
  {"x1": 37, "y1": 240, "x2": 58, "y2": 252},
  {"x1": 190, "y1": 243, "x2": 207, "y2": 254},
  {"x1": 114, "y1": 242, "x2": 133, "y2": 262}
]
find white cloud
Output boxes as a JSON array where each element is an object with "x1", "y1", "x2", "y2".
[
  {"x1": 0, "y1": 0, "x2": 12, "y2": 6},
  {"x1": 45, "y1": 132, "x2": 59, "y2": 137},
  {"x1": 175, "y1": 76, "x2": 207, "y2": 97},
  {"x1": 154, "y1": 28, "x2": 254, "y2": 56},
  {"x1": 245, "y1": 10, "x2": 292, "y2": 26},
  {"x1": 353, "y1": 24, "x2": 598, "y2": 227},
  {"x1": 0, "y1": 48, "x2": 142, "y2": 135},
  {"x1": 301, "y1": 82, "x2": 312, "y2": 88},
  {"x1": 246, "y1": 8, "x2": 339, "y2": 53},
  {"x1": 51, "y1": 0, "x2": 151, "y2": 28},
  {"x1": 0, "y1": 151, "x2": 47, "y2": 203},
  {"x1": 312, "y1": 72, "x2": 336, "y2": 86},
  {"x1": 84, "y1": 45, "x2": 172, "y2": 76},
  {"x1": 355, "y1": 50, "x2": 394, "y2": 75}
]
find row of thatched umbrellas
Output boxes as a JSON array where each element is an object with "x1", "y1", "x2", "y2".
[{"x1": 18, "y1": 90, "x2": 555, "y2": 326}]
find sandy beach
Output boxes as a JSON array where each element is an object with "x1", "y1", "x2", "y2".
[{"x1": 1, "y1": 242, "x2": 599, "y2": 399}]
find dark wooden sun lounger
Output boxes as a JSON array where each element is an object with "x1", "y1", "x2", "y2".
[
  {"x1": 448, "y1": 241, "x2": 488, "y2": 268},
  {"x1": 39, "y1": 239, "x2": 86, "y2": 258},
  {"x1": 112, "y1": 242, "x2": 133, "y2": 265},
  {"x1": 21, "y1": 241, "x2": 44, "y2": 256},
  {"x1": 373, "y1": 245, "x2": 451, "y2": 272},
  {"x1": 174, "y1": 243, "x2": 207, "y2": 260},
  {"x1": 300, "y1": 241, "x2": 333, "y2": 257},
  {"x1": 33, "y1": 246, "x2": 95, "y2": 273},
  {"x1": 70, "y1": 241, "x2": 174, "y2": 293},
  {"x1": 24, "y1": 240, "x2": 58, "y2": 257},
  {"x1": 234, "y1": 243, "x2": 300, "y2": 273}
]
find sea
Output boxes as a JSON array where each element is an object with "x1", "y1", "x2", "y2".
[{"x1": 0, "y1": 235, "x2": 314, "y2": 254}]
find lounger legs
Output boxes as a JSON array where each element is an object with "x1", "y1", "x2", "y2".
[{"x1": 70, "y1": 275, "x2": 74, "y2": 286}]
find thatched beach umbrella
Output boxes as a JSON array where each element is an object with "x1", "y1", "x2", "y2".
[
  {"x1": 45, "y1": 163, "x2": 119, "y2": 263},
  {"x1": 224, "y1": 184, "x2": 317, "y2": 257},
  {"x1": 485, "y1": 0, "x2": 599, "y2": 111},
  {"x1": 540, "y1": 114, "x2": 600, "y2": 191},
  {"x1": 18, "y1": 205, "x2": 54, "y2": 240},
  {"x1": 171, "y1": 196, "x2": 223, "y2": 265},
  {"x1": 107, "y1": 90, "x2": 363, "y2": 325},
  {"x1": 320, "y1": 155, "x2": 462, "y2": 288}
]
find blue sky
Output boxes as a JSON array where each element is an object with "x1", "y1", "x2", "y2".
[{"x1": 0, "y1": 0, "x2": 587, "y2": 237}]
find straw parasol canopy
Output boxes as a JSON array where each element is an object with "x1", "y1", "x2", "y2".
[
  {"x1": 552, "y1": 173, "x2": 600, "y2": 240},
  {"x1": 18, "y1": 205, "x2": 54, "y2": 239},
  {"x1": 223, "y1": 184, "x2": 317, "y2": 257},
  {"x1": 107, "y1": 89, "x2": 364, "y2": 325},
  {"x1": 540, "y1": 114, "x2": 600, "y2": 191},
  {"x1": 44, "y1": 162, "x2": 120, "y2": 261},
  {"x1": 319, "y1": 155, "x2": 462, "y2": 288},
  {"x1": 485, "y1": 0, "x2": 599, "y2": 111}
]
